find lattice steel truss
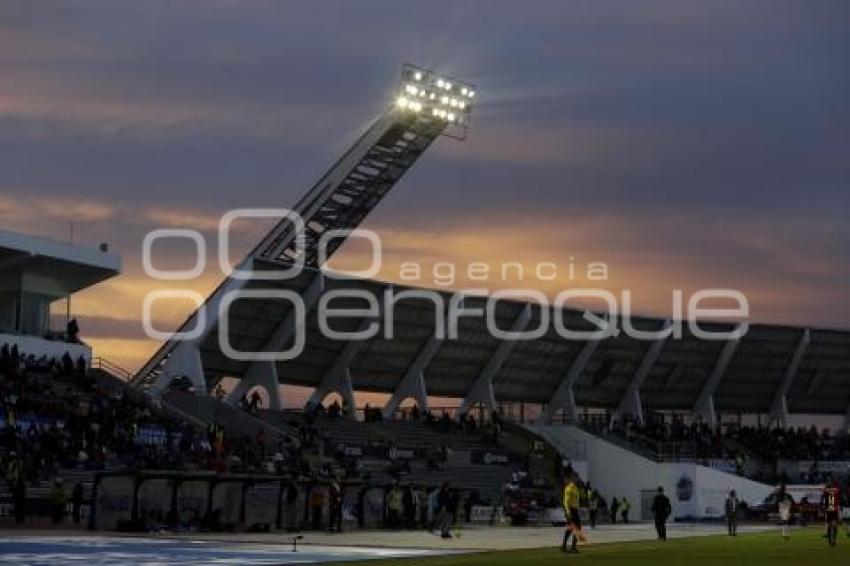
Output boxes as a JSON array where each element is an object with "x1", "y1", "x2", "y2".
[{"x1": 133, "y1": 65, "x2": 474, "y2": 392}]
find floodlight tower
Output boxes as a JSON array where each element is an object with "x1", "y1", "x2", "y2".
[{"x1": 133, "y1": 64, "x2": 477, "y2": 393}]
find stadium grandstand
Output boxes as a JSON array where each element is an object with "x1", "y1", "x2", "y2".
[
  {"x1": 2, "y1": 63, "x2": 849, "y2": 565},
  {"x1": 0, "y1": 228, "x2": 120, "y2": 361},
  {"x1": 115, "y1": 63, "x2": 848, "y2": 531}
]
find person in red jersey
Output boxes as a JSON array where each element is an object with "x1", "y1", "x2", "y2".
[{"x1": 822, "y1": 479, "x2": 841, "y2": 547}]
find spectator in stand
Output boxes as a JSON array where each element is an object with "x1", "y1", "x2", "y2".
[
  {"x1": 1, "y1": 343, "x2": 285, "y2": 489},
  {"x1": 66, "y1": 319, "x2": 80, "y2": 344},
  {"x1": 491, "y1": 410, "x2": 503, "y2": 444},
  {"x1": 327, "y1": 400, "x2": 341, "y2": 420},
  {"x1": 606, "y1": 413, "x2": 850, "y2": 484}
]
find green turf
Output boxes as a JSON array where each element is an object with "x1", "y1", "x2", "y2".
[{"x1": 335, "y1": 528, "x2": 850, "y2": 566}]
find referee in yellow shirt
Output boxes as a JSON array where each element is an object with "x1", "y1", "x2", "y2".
[{"x1": 561, "y1": 473, "x2": 583, "y2": 553}]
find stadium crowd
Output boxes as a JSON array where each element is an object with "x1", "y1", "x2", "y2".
[
  {"x1": 0, "y1": 342, "x2": 301, "y2": 524},
  {"x1": 607, "y1": 414, "x2": 726, "y2": 459},
  {"x1": 605, "y1": 413, "x2": 850, "y2": 483}
]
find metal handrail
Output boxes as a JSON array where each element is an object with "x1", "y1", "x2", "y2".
[{"x1": 90, "y1": 356, "x2": 131, "y2": 381}]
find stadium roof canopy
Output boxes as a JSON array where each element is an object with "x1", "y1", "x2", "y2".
[
  {"x1": 0, "y1": 228, "x2": 121, "y2": 295},
  {"x1": 198, "y1": 260, "x2": 850, "y2": 418}
]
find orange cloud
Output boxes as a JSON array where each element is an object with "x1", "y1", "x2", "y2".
[{"x1": 62, "y1": 212, "x2": 848, "y2": 373}]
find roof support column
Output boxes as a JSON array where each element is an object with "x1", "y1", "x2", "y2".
[
  {"x1": 307, "y1": 311, "x2": 381, "y2": 418},
  {"x1": 307, "y1": 367, "x2": 356, "y2": 418},
  {"x1": 767, "y1": 328, "x2": 810, "y2": 428},
  {"x1": 149, "y1": 341, "x2": 207, "y2": 397},
  {"x1": 458, "y1": 305, "x2": 532, "y2": 416},
  {"x1": 693, "y1": 330, "x2": 742, "y2": 427},
  {"x1": 383, "y1": 296, "x2": 448, "y2": 419},
  {"x1": 224, "y1": 273, "x2": 324, "y2": 406},
  {"x1": 537, "y1": 338, "x2": 599, "y2": 425},
  {"x1": 224, "y1": 361, "x2": 282, "y2": 411},
  {"x1": 138, "y1": 272, "x2": 249, "y2": 391},
  {"x1": 610, "y1": 319, "x2": 673, "y2": 427},
  {"x1": 383, "y1": 370, "x2": 430, "y2": 419}
]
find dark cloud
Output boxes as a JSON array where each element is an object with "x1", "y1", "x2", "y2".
[{"x1": 1, "y1": 0, "x2": 848, "y2": 367}]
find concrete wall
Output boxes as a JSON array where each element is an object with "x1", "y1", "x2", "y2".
[{"x1": 529, "y1": 424, "x2": 774, "y2": 520}]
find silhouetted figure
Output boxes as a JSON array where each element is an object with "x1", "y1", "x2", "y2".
[
  {"x1": 329, "y1": 480, "x2": 343, "y2": 532},
  {"x1": 72, "y1": 483, "x2": 84, "y2": 524},
  {"x1": 652, "y1": 487, "x2": 672, "y2": 541},
  {"x1": 67, "y1": 318, "x2": 80, "y2": 343}
]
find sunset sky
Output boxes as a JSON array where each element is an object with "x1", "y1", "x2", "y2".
[{"x1": 1, "y1": 0, "x2": 848, "y2": 374}]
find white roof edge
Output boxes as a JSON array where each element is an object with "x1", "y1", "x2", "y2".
[{"x1": 0, "y1": 228, "x2": 122, "y2": 273}]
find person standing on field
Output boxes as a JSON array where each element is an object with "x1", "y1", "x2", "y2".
[
  {"x1": 561, "y1": 473, "x2": 584, "y2": 553},
  {"x1": 328, "y1": 479, "x2": 343, "y2": 533},
  {"x1": 778, "y1": 492, "x2": 793, "y2": 541},
  {"x1": 822, "y1": 479, "x2": 841, "y2": 547},
  {"x1": 725, "y1": 490, "x2": 739, "y2": 537},
  {"x1": 435, "y1": 482, "x2": 453, "y2": 539},
  {"x1": 651, "y1": 486, "x2": 672, "y2": 541},
  {"x1": 386, "y1": 482, "x2": 404, "y2": 529},
  {"x1": 587, "y1": 487, "x2": 598, "y2": 529}
]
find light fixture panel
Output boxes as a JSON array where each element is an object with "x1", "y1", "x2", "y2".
[{"x1": 396, "y1": 63, "x2": 476, "y2": 139}]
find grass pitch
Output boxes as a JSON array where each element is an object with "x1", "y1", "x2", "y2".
[{"x1": 335, "y1": 527, "x2": 850, "y2": 566}]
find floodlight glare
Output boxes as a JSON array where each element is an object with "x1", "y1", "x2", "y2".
[{"x1": 398, "y1": 63, "x2": 477, "y2": 138}]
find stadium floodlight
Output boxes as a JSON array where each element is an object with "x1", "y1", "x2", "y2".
[
  {"x1": 134, "y1": 62, "x2": 477, "y2": 393},
  {"x1": 397, "y1": 63, "x2": 477, "y2": 139}
]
